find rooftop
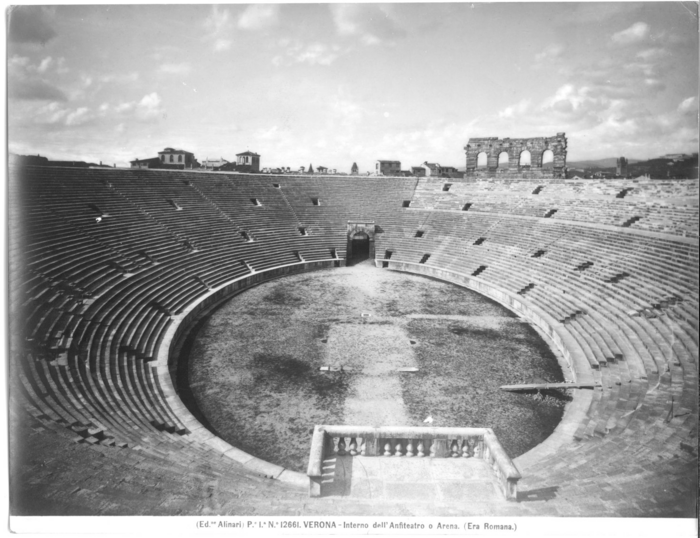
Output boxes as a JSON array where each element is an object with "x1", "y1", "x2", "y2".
[{"x1": 158, "y1": 148, "x2": 194, "y2": 155}]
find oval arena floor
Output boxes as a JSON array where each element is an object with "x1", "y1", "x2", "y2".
[{"x1": 8, "y1": 166, "x2": 698, "y2": 517}]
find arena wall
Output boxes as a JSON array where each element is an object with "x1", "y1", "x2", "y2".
[
  {"x1": 465, "y1": 133, "x2": 568, "y2": 179},
  {"x1": 9, "y1": 165, "x2": 698, "y2": 517}
]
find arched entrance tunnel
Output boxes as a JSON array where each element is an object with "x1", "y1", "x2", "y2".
[
  {"x1": 350, "y1": 232, "x2": 370, "y2": 264},
  {"x1": 346, "y1": 221, "x2": 376, "y2": 265}
]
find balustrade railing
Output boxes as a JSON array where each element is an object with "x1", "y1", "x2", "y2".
[{"x1": 307, "y1": 425, "x2": 521, "y2": 501}]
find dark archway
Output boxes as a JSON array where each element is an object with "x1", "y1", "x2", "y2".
[{"x1": 349, "y1": 232, "x2": 370, "y2": 265}]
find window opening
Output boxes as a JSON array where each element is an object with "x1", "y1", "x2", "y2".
[{"x1": 472, "y1": 265, "x2": 487, "y2": 276}]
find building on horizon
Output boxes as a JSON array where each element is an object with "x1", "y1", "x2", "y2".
[
  {"x1": 376, "y1": 160, "x2": 401, "y2": 176},
  {"x1": 421, "y1": 161, "x2": 442, "y2": 177},
  {"x1": 411, "y1": 166, "x2": 425, "y2": 177},
  {"x1": 236, "y1": 151, "x2": 260, "y2": 173},
  {"x1": 617, "y1": 157, "x2": 628, "y2": 177},
  {"x1": 11, "y1": 152, "x2": 112, "y2": 168},
  {"x1": 130, "y1": 157, "x2": 162, "y2": 169},
  {"x1": 201, "y1": 157, "x2": 229, "y2": 170},
  {"x1": 158, "y1": 148, "x2": 198, "y2": 169}
]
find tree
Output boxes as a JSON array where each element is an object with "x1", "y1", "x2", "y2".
[
  {"x1": 308, "y1": 163, "x2": 314, "y2": 174},
  {"x1": 351, "y1": 162, "x2": 359, "y2": 175}
]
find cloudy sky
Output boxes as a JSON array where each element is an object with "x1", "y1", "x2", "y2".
[{"x1": 7, "y1": 2, "x2": 699, "y2": 170}]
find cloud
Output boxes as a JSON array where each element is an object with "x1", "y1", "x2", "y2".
[
  {"x1": 498, "y1": 99, "x2": 531, "y2": 119},
  {"x1": 9, "y1": 55, "x2": 30, "y2": 68},
  {"x1": 330, "y1": 94, "x2": 364, "y2": 129},
  {"x1": 65, "y1": 107, "x2": 94, "y2": 126},
  {"x1": 98, "y1": 72, "x2": 139, "y2": 84},
  {"x1": 37, "y1": 57, "x2": 53, "y2": 73},
  {"x1": 464, "y1": 82, "x2": 699, "y2": 160},
  {"x1": 238, "y1": 4, "x2": 279, "y2": 31},
  {"x1": 535, "y1": 44, "x2": 563, "y2": 63},
  {"x1": 111, "y1": 93, "x2": 165, "y2": 121},
  {"x1": 612, "y1": 22, "x2": 649, "y2": 45},
  {"x1": 551, "y1": 3, "x2": 639, "y2": 25},
  {"x1": 31, "y1": 101, "x2": 69, "y2": 125},
  {"x1": 25, "y1": 92, "x2": 162, "y2": 129},
  {"x1": 8, "y1": 6, "x2": 57, "y2": 45},
  {"x1": 273, "y1": 41, "x2": 345, "y2": 66},
  {"x1": 636, "y1": 48, "x2": 667, "y2": 61},
  {"x1": 8, "y1": 78, "x2": 68, "y2": 101},
  {"x1": 9, "y1": 55, "x2": 68, "y2": 76},
  {"x1": 27, "y1": 101, "x2": 95, "y2": 128},
  {"x1": 330, "y1": 4, "x2": 406, "y2": 46},
  {"x1": 678, "y1": 96, "x2": 698, "y2": 115},
  {"x1": 158, "y1": 63, "x2": 191, "y2": 75},
  {"x1": 203, "y1": 5, "x2": 233, "y2": 52},
  {"x1": 135, "y1": 93, "x2": 164, "y2": 121}
]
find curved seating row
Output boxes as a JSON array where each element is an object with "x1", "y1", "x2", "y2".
[
  {"x1": 411, "y1": 177, "x2": 699, "y2": 237},
  {"x1": 9, "y1": 166, "x2": 698, "y2": 517}
]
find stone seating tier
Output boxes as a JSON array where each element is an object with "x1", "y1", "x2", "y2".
[{"x1": 8, "y1": 165, "x2": 698, "y2": 517}]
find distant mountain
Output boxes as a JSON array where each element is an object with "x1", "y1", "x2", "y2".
[
  {"x1": 568, "y1": 154, "x2": 698, "y2": 179},
  {"x1": 567, "y1": 157, "x2": 642, "y2": 169}
]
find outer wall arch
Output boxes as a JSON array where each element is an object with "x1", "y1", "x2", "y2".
[{"x1": 464, "y1": 133, "x2": 568, "y2": 179}]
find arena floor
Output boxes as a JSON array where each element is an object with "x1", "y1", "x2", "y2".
[{"x1": 185, "y1": 261, "x2": 568, "y2": 474}]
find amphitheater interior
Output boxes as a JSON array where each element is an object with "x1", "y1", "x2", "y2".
[{"x1": 8, "y1": 165, "x2": 699, "y2": 517}]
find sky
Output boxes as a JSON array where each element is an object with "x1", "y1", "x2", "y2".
[{"x1": 6, "y1": 2, "x2": 699, "y2": 171}]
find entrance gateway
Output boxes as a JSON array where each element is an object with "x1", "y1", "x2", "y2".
[{"x1": 346, "y1": 221, "x2": 376, "y2": 260}]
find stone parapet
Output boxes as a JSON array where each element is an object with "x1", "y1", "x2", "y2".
[{"x1": 307, "y1": 425, "x2": 521, "y2": 501}]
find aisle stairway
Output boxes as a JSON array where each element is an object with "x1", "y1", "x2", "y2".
[{"x1": 9, "y1": 166, "x2": 698, "y2": 517}]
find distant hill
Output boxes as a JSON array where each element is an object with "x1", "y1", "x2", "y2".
[
  {"x1": 568, "y1": 154, "x2": 698, "y2": 180},
  {"x1": 567, "y1": 157, "x2": 642, "y2": 169}
]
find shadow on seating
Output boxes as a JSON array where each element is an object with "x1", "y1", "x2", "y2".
[{"x1": 517, "y1": 486, "x2": 559, "y2": 502}]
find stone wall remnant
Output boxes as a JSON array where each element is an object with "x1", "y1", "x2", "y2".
[{"x1": 465, "y1": 133, "x2": 567, "y2": 179}]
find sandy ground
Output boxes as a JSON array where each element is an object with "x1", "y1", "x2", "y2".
[{"x1": 186, "y1": 262, "x2": 566, "y2": 472}]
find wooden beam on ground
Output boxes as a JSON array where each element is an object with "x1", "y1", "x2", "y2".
[{"x1": 500, "y1": 382, "x2": 599, "y2": 392}]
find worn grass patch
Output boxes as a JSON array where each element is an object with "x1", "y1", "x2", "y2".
[
  {"x1": 401, "y1": 318, "x2": 565, "y2": 457},
  {"x1": 185, "y1": 266, "x2": 566, "y2": 473}
]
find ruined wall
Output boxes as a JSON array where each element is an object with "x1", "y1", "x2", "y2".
[{"x1": 465, "y1": 133, "x2": 567, "y2": 179}]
